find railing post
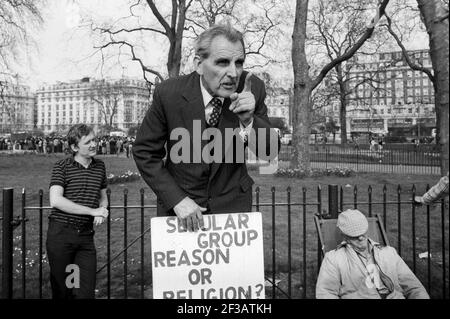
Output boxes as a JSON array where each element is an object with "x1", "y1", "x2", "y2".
[
  {"x1": 2, "y1": 188, "x2": 14, "y2": 299},
  {"x1": 328, "y1": 185, "x2": 339, "y2": 218}
]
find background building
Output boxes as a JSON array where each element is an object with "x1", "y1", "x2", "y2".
[
  {"x1": 36, "y1": 77, "x2": 152, "y2": 134},
  {"x1": 0, "y1": 81, "x2": 35, "y2": 134},
  {"x1": 323, "y1": 49, "x2": 435, "y2": 141},
  {"x1": 266, "y1": 87, "x2": 292, "y2": 131}
]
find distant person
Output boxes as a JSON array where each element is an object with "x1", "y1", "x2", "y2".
[
  {"x1": 316, "y1": 209, "x2": 429, "y2": 299},
  {"x1": 124, "y1": 139, "x2": 130, "y2": 158},
  {"x1": 378, "y1": 138, "x2": 383, "y2": 151},
  {"x1": 370, "y1": 138, "x2": 377, "y2": 152},
  {"x1": 128, "y1": 138, "x2": 134, "y2": 160},
  {"x1": 43, "y1": 138, "x2": 48, "y2": 154},
  {"x1": 47, "y1": 124, "x2": 109, "y2": 299},
  {"x1": 116, "y1": 138, "x2": 123, "y2": 156},
  {"x1": 106, "y1": 137, "x2": 111, "y2": 155},
  {"x1": 414, "y1": 172, "x2": 449, "y2": 206},
  {"x1": 101, "y1": 139, "x2": 107, "y2": 155}
]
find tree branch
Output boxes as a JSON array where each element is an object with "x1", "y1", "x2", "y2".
[
  {"x1": 94, "y1": 25, "x2": 167, "y2": 37},
  {"x1": 311, "y1": 0, "x2": 391, "y2": 90},
  {"x1": 96, "y1": 40, "x2": 162, "y2": 83},
  {"x1": 146, "y1": 0, "x2": 172, "y2": 37},
  {"x1": 384, "y1": 14, "x2": 435, "y2": 83}
]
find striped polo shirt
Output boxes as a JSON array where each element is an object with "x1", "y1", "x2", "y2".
[{"x1": 49, "y1": 156, "x2": 107, "y2": 225}]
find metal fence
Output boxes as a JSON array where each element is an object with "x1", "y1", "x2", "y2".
[
  {"x1": 1, "y1": 184, "x2": 448, "y2": 299},
  {"x1": 278, "y1": 144, "x2": 441, "y2": 175}
]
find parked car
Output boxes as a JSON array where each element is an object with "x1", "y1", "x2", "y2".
[{"x1": 281, "y1": 133, "x2": 292, "y2": 145}]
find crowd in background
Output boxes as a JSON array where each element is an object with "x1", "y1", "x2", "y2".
[{"x1": 0, "y1": 135, "x2": 135, "y2": 158}]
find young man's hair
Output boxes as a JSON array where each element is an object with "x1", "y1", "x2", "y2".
[
  {"x1": 195, "y1": 23, "x2": 245, "y2": 60},
  {"x1": 67, "y1": 124, "x2": 94, "y2": 154}
]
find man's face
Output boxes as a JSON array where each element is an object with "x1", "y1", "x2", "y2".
[
  {"x1": 196, "y1": 36, "x2": 245, "y2": 98},
  {"x1": 71, "y1": 132, "x2": 97, "y2": 158},
  {"x1": 345, "y1": 234, "x2": 368, "y2": 254}
]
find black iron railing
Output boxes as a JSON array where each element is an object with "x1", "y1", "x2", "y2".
[{"x1": 1, "y1": 184, "x2": 448, "y2": 299}]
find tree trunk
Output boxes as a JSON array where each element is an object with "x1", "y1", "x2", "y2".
[
  {"x1": 339, "y1": 103, "x2": 347, "y2": 144},
  {"x1": 417, "y1": 0, "x2": 449, "y2": 175},
  {"x1": 167, "y1": 36, "x2": 182, "y2": 78},
  {"x1": 291, "y1": 0, "x2": 312, "y2": 171},
  {"x1": 166, "y1": 1, "x2": 186, "y2": 78},
  {"x1": 336, "y1": 65, "x2": 348, "y2": 144}
]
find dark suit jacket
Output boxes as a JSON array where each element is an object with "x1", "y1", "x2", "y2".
[{"x1": 133, "y1": 71, "x2": 278, "y2": 216}]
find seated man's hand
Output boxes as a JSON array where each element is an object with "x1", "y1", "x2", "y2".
[
  {"x1": 173, "y1": 197, "x2": 207, "y2": 232},
  {"x1": 413, "y1": 196, "x2": 424, "y2": 206}
]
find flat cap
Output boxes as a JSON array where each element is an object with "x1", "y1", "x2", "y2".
[{"x1": 337, "y1": 209, "x2": 368, "y2": 237}]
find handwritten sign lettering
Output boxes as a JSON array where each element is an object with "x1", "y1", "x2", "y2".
[{"x1": 151, "y1": 212, "x2": 265, "y2": 299}]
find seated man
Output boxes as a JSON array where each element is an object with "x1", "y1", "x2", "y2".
[{"x1": 316, "y1": 209, "x2": 429, "y2": 299}]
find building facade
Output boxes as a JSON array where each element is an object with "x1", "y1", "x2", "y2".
[
  {"x1": 326, "y1": 49, "x2": 435, "y2": 139},
  {"x1": 266, "y1": 87, "x2": 292, "y2": 130},
  {"x1": 36, "y1": 77, "x2": 152, "y2": 134},
  {"x1": 0, "y1": 82, "x2": 35, "y2": 134}
]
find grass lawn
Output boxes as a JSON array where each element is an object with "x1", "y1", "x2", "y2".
[{"x1": 0, "y1": 153, "x2": 448, "y2": 299}]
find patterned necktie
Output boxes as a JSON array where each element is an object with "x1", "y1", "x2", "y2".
[{"x1": 208, "y1": 97, "x2": 222, "y2": 127}]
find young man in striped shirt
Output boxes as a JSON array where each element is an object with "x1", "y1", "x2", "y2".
[{"x1": 47, "y1": 124, "x2": 109, "y2": 299}]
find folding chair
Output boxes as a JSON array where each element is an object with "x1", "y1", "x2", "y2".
[{"x1": 313, "y1": 214, "x2": 390, "y2": 264}]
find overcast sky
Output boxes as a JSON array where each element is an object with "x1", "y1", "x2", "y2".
[
  {"x1": 22, "y1": 0, "x2": 429, "y2": 90},
  {"x1": 24, "y1": 1, "x2": 144, "y2": 88}
]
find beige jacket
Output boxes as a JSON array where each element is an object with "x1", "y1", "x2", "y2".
[{"x1": 316, "y1": 239, "x2": 429, "y2": 299}]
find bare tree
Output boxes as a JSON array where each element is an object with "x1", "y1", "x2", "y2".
[
  {"x1": 88, "y1": 79, "x2": 123, "y2": 128},
  {"x1": 380, "y1": 0, "x2": 448, "y2": 174},
  {"x1": 85, "y1": 0, "x2": 284, "y2": 82},
  {"x1": 291, "y1": 0, "x2": 391, "y2": 170},
  {"x1": 0, "y1": 0, "x2": 43, "y2": 75},
  {"x1": 0, "y1": 74, "x2": 30, "y2": 133},
  {"x1": 415, "y1": 0, "x2": 448, "y2": 174}
]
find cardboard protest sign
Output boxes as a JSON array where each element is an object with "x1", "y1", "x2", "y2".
[{"x1": 151, "y1": 212, "x2": 265, "y2": 299}]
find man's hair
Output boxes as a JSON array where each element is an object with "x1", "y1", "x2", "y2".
[
  {"x1": 195, "y1": 23, "x2": 245, "y2": 60},
  {"x1": 67, "y1": 124, "x2": 94, "y2": 153}
]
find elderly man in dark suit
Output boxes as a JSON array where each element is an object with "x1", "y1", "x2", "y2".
[{"x1": 133, "y1": 24, "x2": 279, "y2": 231}]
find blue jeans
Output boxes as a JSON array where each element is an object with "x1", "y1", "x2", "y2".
[{"x1": 46, "y1": 220, "x2": 97, "y2": 299}]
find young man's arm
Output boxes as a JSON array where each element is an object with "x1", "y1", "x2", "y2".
[
  {"x1": 99, "y1": 188, "x2": 108, "y2": 208},
  {"x1": 49, "y1": 185, "x2": 108, "y2": 217}
]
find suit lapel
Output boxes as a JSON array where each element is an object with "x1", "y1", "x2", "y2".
[
  {"x1": 179, "y1": 72, "x2": 243, "y2": 182},
  {"x1": 181, "y1": 73, "x2": 208, "y2": 152}
]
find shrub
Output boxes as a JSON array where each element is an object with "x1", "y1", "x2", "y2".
[
  {"x1": 275, "y1": 167, "x2": 355, "y2": 178},
  {"x1": 107, "y1": 170, "x2": 141, "y2": 184}
]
